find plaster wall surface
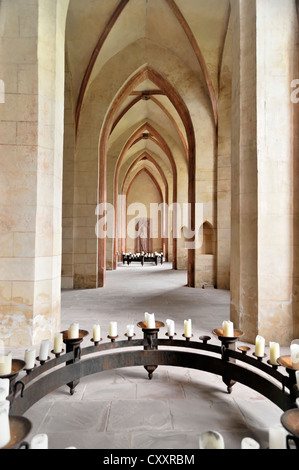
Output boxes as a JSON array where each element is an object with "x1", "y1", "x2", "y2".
[{"x1": 0, "y1": 0, "x2": 69, "y2": 347}]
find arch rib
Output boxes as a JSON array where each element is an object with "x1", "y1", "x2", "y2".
[
  {"x1": 165, "y1": 0, "x2": 218, "y2": 127},
  {"x1": 98, "y1": 65, "x2": 196, "y2": 287}
]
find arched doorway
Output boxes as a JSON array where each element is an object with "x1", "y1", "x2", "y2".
[{"x1": 62, "y1": 0, "x2": 221, "y2": 292}]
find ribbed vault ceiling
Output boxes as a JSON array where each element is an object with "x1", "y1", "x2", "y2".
[{"x1": 65, "y1": 0, "x2": 231, "y2": 202}]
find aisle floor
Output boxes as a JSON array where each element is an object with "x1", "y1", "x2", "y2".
[{"x1": 13, "y1": 263, "x2": 289, "y2": 449}]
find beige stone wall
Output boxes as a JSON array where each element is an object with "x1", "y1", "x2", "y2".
[
  {"x1": 0, "y1": 0, "x2": 69, "y2": 347},
  {"x1": 35, "y1": 0, "x2": 69, "y2": 343},
  {"x1": 231, "y1": 0, "x2": 299, "y2": 344},
  {"x1": 196, "y1": 222, "x2": 217, "y2": 287},
  {"x1": 194, "y1": 99, "x2": 217, "y2": 287},
  {"x1": 256, "y1": 0, "x2": 299, "y2": 343},
  {"x1": 72, "y1": 124, "x2": 98, "y2": 289},
  {"x1": 0, "y1": 0, "x2": 39, "y2": 347}
]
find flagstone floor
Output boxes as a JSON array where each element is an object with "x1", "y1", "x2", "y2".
[{"x1": 12, "y1": 263, "x2": 291, "y2": 450}]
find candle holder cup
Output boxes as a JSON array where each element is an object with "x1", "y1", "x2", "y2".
[
  {"x1": 137, "y1": 321, "x2": 164, "y2": 379},
  {"x1": 182, "y1": 334, "x2": 193, "y2": 342},
  {"x1": 108, "y1": 335, "x2": 119, "y2": 343},
  {"x1": 277, "y1": 356, "x2": 299, "y2": 401},
  {"x1": 281, "y1": 408, "x2": 299, "y2": 450},
  {"x1": 166, "y1": 332, "x2": 177, "y2": 340},
  {"x1": 199, "y1": 335, "x2": 211, "y2": 344},
  {"x1": 0, "y1": 416, "x2": 32, "y2": 450},
  {"x1": 252, "y1": 352, "x2": 267, "y2": 362},
  {"x1": 212, "y1": 328, "x2": 244, "y2": 344},
  {"x1": 0, "y1": 360, "x2": 26, "y2": 396},
  {"x1": 277, "y1": 356, "x2": 295, "y2": 370},
  {"x1": 25, "y1": 364, "x2": 37, "y2": 375},
  {"x1": 125, "y1": 333, "x2": 136, "y2": 341},
  {"x1": 137, "y1": 321, "x2": 165, "y2": 331},
  {"x1": 62, "y1": 329, "x2": 89, "y2": 345},
  {"x1": 61, "y1": 329, "x2": 89, "y2": 395},
  {"x1": 36, "y1": 356, "x2": 50, "y2": 366},
  {"x1": 0, "y1": 359, "x2": 26, "y2": 381},
  {"x1": 91, "y1": 338, "x2": 102, "y2": 346},
  {"x1": 238, "y1": 346, "x2": 251, "y2": 356},
  {"x1": 238, "y1": 346, "x2": 251, "y2": 355},
  {"x1": 51, "y1": 349, "x2": 65, "y2": 359},
  {"x1": 212, "y1": 328, "x2": 244, "y2": 394},
  {"x1": 267, "y1": 359, "x2": 279, "y2": 369}
]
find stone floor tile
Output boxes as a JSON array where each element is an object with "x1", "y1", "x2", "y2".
[
  {"x1": 83, "y1": 382, "x2": 137, "y2": 401},
  {"x1": 45, "y1": 431, "x2": 130, "y2": 450},
  {"x1": 107, "y1": 399, "x2": 172, "y2": 432},
  {"x1": 131, "y1": 431, "x2": 199, "y2": 449},
  {"x1": 113, "y1": 366, "x2": 170, "y2": 384},
  {"x1": 37, "y1": 401, "x2": 111, "y2": 434},
  {"x1": 169, "y1": 397, "x2": 248, "y2": 433},
  {"x1": 136, "y1": 381, "x2": 184, "y2": 400}
]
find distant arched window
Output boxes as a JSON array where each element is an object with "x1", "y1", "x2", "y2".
[{"x1": 199, "y1": 222, "x2": 215, "y2": 255}]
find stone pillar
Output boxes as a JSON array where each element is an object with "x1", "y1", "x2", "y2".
[
  {"x1": 217, "y1": 14, "x2": 232, "y2": 290},
  {"x1": 0, "y1": 0, "x2": 69, "y2": 347},
  {"x1": 61, "y1": 55, "x2": 75, "y2": 290},
  {"x1": 231, "y1": 0, "x2": 258, "y2": 342},
  {"x1": 231, "y1": 0, "x2": 299, "y2": 345}
]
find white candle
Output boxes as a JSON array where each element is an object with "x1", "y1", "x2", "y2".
[
  {"x1": 269, "y1": 342, "x2": 280, "y2": 365},
  {"x1": 296, "y1": 397, "x2": 299, "y2": 408},
  {"x1": 24, "y1": 348, "x2": 36, "y2": 370},
  {"x1": 126, "y1": 325, "x2": 134, "y2": 337},
  {"x1": 269, "y1": 426, "x2": 287, "y2": 449},
  {"x1": 93, "y1": 325, "x2": 101, "y2": 342},
  {"x1": 199, "y1": 431, "x2": 225, "y2": 449},
  {"x1": 241, "y1": 437, "x2": 260, "y2": 449},
  {"x1": 166, "y1": 319, "x2": 175, "y2": 336},
  {"x1": 146, "y1": 313, "x2": 156, "y2": 329},
  {"x1": 222, "y1": 320, "x2": 234, "y2": 337},
  {"x1": 68, "y1": 323, "x2": 79, "y2": 339},
  {"x1": 0, "y1": 379, "x2": 9, "y2": 401},
  {"x1": 184, "y1": 319, "x2": 192, "y2": 338},
  {"x1": 109, "y1": 322, "x2": 117, "y2": 337},
  {"x1": 0, "y1": 400, "x2": 10, "y2": 449},
  {"x1": 54, "y1": 333, "x2": 63, "y2": 354},
  {"x1": 255, "y1": 335, "x2": 265, "y2": 357},
  {"x1": 30, "y1": 434, "x2": 48, "y2": 449},
  {"x1": 0, "y1": 352, "x2": 12, "y2": 376},
  {"x1": 291, "y1": 344, "x2": 299, "y2": 370},
  {"x1": 39, "y1": 340, "x2": 49, "y2": 362}
]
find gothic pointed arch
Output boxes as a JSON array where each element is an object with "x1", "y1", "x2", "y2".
[{"x1": 97, "y1": 65, "x2": 196, "y2": 286}]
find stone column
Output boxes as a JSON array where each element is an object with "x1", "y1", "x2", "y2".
[
  {"x1": 0, "y1": 0, "x2": 69, "y2": 347},
  {"x1": 217, "y1": 14, "x2": 232, "y2": 291},
  {"x1": 61, "y1": 55, "x2": 75, "y2": 290},
  {"x1": 231, "y1": 0, "x2": 258, "y2": 343},
  {"x1": 231, "y1": 0, "x2": 299, "y2": 345}
]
